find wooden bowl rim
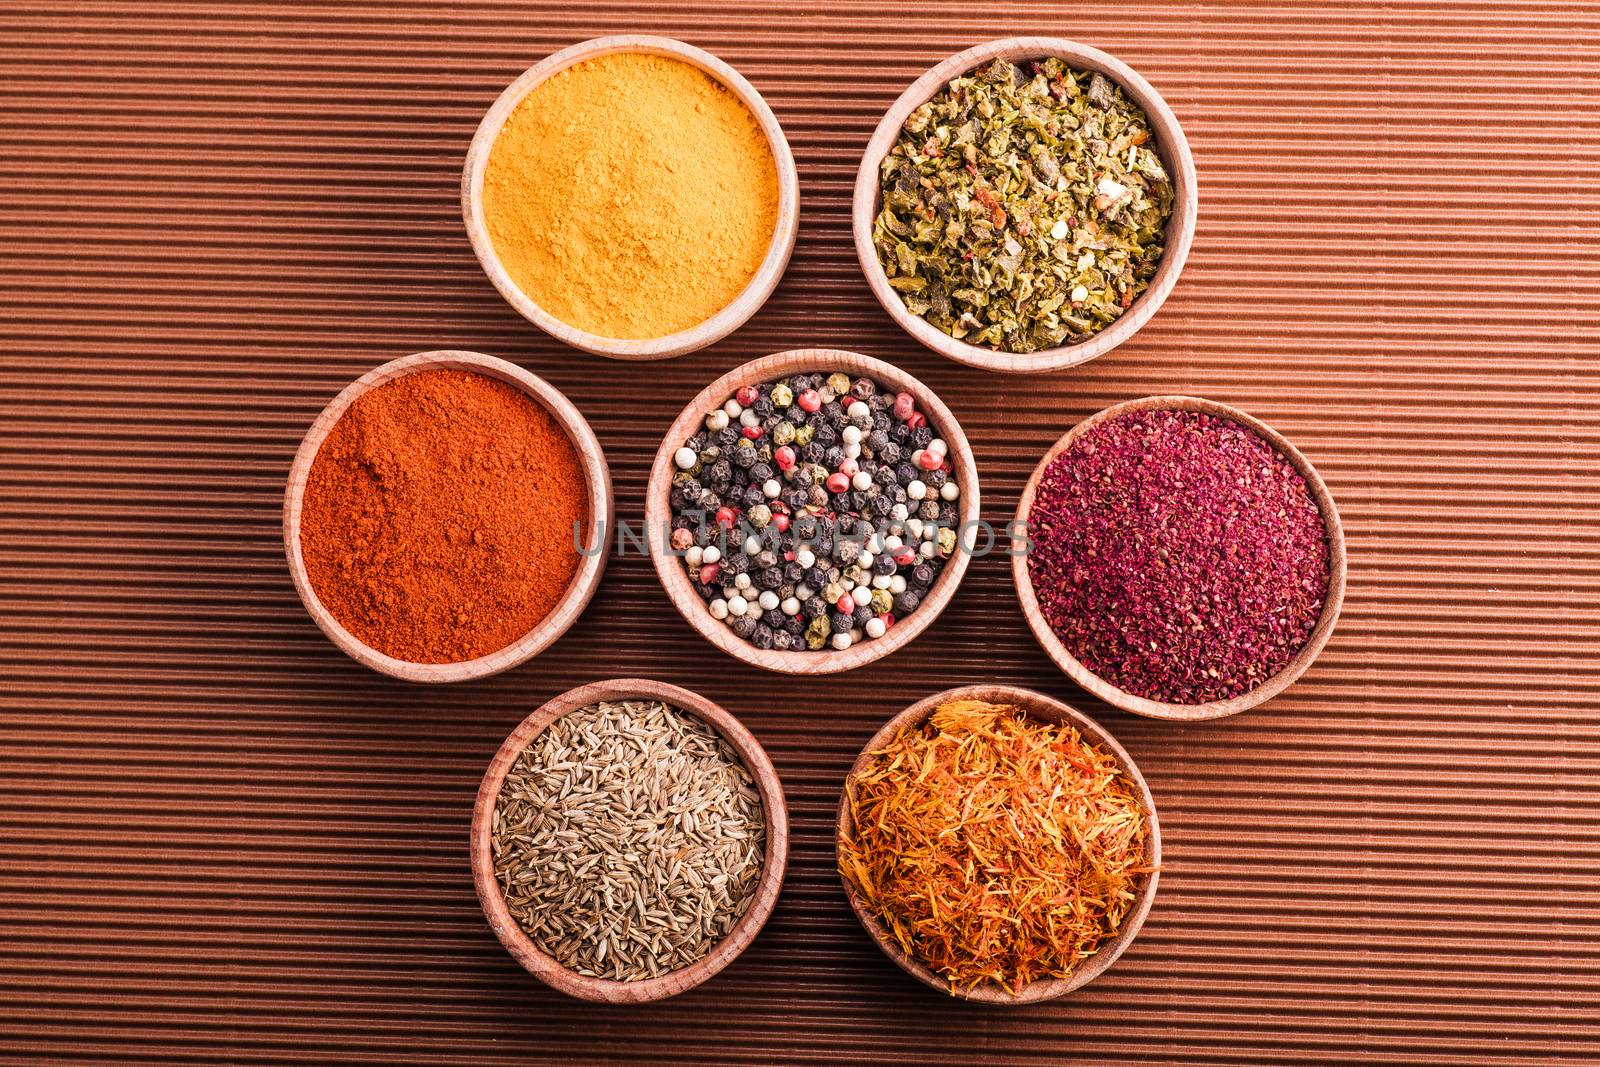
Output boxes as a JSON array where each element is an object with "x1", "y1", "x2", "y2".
[
  {"x1": 851, "y1": 36, "x2": 1198, "y2": 374},
  {"x1": 1011, "y1": 395, "x2": 1348, "y2": 720},
  {"x1": 461, "y1": 34, "x2": 800, "y2": 360},
  {"x1": 469, "y1": 677, "x2": 790, "y2": 1003},
  {"x1": 281, "y1": 350, "x2": 613, "y2": 684},
  {"x1": 835, "y1": 683, "x2": 1161, "y2": 1004},
  {"x1": 645, "y1": 348, "x2": 981, "y2": 675}
]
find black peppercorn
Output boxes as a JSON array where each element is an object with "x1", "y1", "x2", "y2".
[
  {"x1": 829, "y1": 611, "x2": 854, "y2": 633},
  {"x1": 731, "y1": 616, "x2": 757, "y2": 639},
  {"x1": 752, "y1": 623, "x2": 775, "y2": 649},
  {"x1": 894, "y1": 590, "x2": 921, "y2": 614},
  {"x1": 873, "y1": 554, "x2": 897, "y2": 576}
]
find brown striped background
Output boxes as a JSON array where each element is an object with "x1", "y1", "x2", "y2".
[{"x1": 2, "y1": 2, "x2": 1596, "y2": 1064}]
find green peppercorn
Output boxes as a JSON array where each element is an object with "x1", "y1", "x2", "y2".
[
  {"x1": 871, "y1": 588, "x2": 893, "y2": 615},
  {"x1": 794, "y1": 424, "x2": 815, "y2": 447},
  {"x1": 937, "y1": 526, "x2": 958, "y2": 556},
  {"x1": 805, "y1": 615, "x2": 831, "y2": 650},
  {"x1": 827, "y1": 372, "x2": 851, "y2": 397},
  {"x1": 747, "y1": 503, "x2": 772, "y2": 528},
  {"x1": 772, "y1": 421, "x2": 796, "y2": 446},
  {"x1": 770, "y1": 383, "x2": 794, "y2": 408}
]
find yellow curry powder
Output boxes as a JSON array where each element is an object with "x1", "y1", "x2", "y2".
[{"x1": 483, "y1": 52, "x2": 780, "y2": 341}]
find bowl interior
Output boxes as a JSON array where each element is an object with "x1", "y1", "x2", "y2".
[
  {"x1": 461, "y1": 34, "x2": 800, "y2": 359},
  {"x1": 470, "y1": 678, "x2": 789, "y2": 1003},
  {"x1": 282, "y1": 350, "x2": 611, "y2": 684},
  {"x1": 836, "y1": 683, "x2": 1161, "y2": 1003},
  {"x1": 853, "y1": 36, "x2": 1198, "y2": 373},
  {"x1": 1011, "y1": 395, "x2": 1347, "y2": 720},
  {"x1": 645, "y1": 348, "x2": 981, "y2": 676}
]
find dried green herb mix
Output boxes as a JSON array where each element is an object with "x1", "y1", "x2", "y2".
[{"x1": 874, "y1": 58, "x2": 1174, "y2": 354}]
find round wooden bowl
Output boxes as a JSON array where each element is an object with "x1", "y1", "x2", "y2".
[
  {"x1": 646, "y1": 348, "x2": 981, "y2": 675},
  {"x1": 470, "y1": 678, "x2": 789, "y2": 1003},
  {"x1": 1012, "y1": 395, "x2": 1347, "y2": 720},
  {"x1": 836, "y1": 683, "x2": 1161, "y2": 1003},
  {"x1": 852, "y1": 37, "x2": 1198, "y2": 374},
  {"x1": 461, "y1": 35, "x2": 800, "y2": 360},
  {"x1": 282, "y1": 350, "x2": 613, "y2": 684}
]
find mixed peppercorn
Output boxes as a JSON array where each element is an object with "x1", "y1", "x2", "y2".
[{"x1": 669, "y1": 371, "x2": 961, "y2": 652}]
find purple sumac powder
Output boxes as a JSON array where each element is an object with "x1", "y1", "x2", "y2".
[{"x1": 1026, "y1": 409, "x2": 1330, "y2": 704}]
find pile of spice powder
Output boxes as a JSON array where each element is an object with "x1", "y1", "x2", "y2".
[
  {"x1": 298, "y1": 368, "x2": 589, "y2": 664},
  {"x1": 1026, "y1": 409, "x2": 1331, "y2": 704},
  {"x1": 668, "y1": 371, "x2": 961, "y2": 652},
  {"x1": 838, "y1": 698, "x2": 1150, "y2": 995},
  {"x1": 874, "y1": 58, "x2": 1173, "y2": 354},
  {"x1": 483, "y1": 52, "x2": 779, "y2": 340},
  {"x1": 492, "y1": 699, "x2": 765, "y2": 981}
]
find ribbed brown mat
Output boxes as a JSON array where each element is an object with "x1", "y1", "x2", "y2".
[{"x1": 2, "y1": 2, "x2": 1597, "y2": 1064}]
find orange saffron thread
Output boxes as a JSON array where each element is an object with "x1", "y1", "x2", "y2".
[{"x1": 839, "y1": 698, "x2": 1153, "y2": 995}]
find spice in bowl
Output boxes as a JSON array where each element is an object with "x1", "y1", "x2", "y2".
[
  {"x1": 491, "y1": 698, "x2": 765, "y2": 981},
  {"x1": 839, "y1": 697, "x2": 1151, "y2": 996},
  {"x1": 483, "y1": 52, "x2": 779, "y2": 341},
  {"x1": 873, "y1": 58, "x2": 1174, "y2": 354},
  {"x1": 668, "y1": 371, "x2": 962, "y2": 653},
  {"x1": 1025, "y1": 408, "x2": 1331, "y2": 704},
  {"x1": 298, "y1": 368, "x2": 589, "y2": 664}
]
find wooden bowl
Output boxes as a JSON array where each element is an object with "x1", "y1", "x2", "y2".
[
  {"x1": 470, "y1": 678, "x2": 789, "y2": 1003},
  {"x1": 461, "y1": 35, "x2": 800, "y2": 359},
  {"x1": 1012, "y1": 395, "x2": 1347, "y2": 720},
  {"x1": 282, "y1": 350, "x2": 612, "y2": 683},
  {"x1": 852, "y1": 37, "x2": 1198, "y2": 374},
  {"x1": 836, "y1": 683, "x2": 1161, "y2": 1003},
  {"x1": 645, "y1": 348, "x2": 981, "y2": 675}
]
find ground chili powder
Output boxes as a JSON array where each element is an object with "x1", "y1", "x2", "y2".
[
  {"x1": 1026, "y1": 409, "x2": 1330, "y2": 704},
  {"x1": 299, "y1": 368, "x2": 589, "y2": 664}
]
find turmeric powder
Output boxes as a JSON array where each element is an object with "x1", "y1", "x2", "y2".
[{"x1": 483, "y1": 52, "x2": 779, "y2": 341}]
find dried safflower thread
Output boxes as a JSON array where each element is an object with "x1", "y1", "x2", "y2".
[
  {"x1": 838, "y1": 698, "x2": 1151, "y2": 995},
  {"x1": 1026, "y1": 408, "x2": 1331, "y2": 704}
]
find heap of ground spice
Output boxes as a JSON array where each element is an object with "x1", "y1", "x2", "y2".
[
  {"x1": 298, "y1": 368, "x2": 589, "y2": 664},
  {"x1": 1026, "y1": 408, "x2": 1330, "y2": 704},
  {"x1": 483, "y1": 52, "x2": 779, "y2": 340},
  {"x1": 838, "y1": 698, "x2": 1150, "y2": 995}
]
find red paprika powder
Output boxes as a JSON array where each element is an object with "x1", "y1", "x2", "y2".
[{"x1": 299, "y1": 368, "x2": 589, "y2": 664}]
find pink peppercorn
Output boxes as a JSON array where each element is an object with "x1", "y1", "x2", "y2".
[
  {"x1": 736, "y1": 385, "x2": 759, "y2": 407},
  {"x1": 917, "y1": 448, "x2": 943, "y2": 471},
  {"x1": 840, "y1": 456, "x2": 860, "y2": 477},
  {"x1": 826, "y1": 472, "x2": 850, "y2": 494},
  {"x1": 742, "y1": 425, "x2": 763, "y2": 440},
  {"x1": 893, "y1": 392, "x2": 916, "y2": 421},
  {"x1": 714, "y1": 506, "x2": 737, "y2": 529},
  {"x1": 1025, "y1": 408, "x2": 1330, "y2": 705},
  {"x1": 797, "y1": 389, "x2": 821, "y2": 413},
  {"x1": 772, "y1": 512, "x2": 790, "y2": 533},
  {"x1": 893, "y1": 546, "x2": 915, "y2": 566},
  {"x1": 775, "y1": 445, "x2": 796, "y2": 471},
  {"x1": 835, "y1": 593, "x2": 855, "y2": 613},
  {"x1": 906, "y1": 411, "x2": 927, "y2": 430},
  {"x1": 698, "y1": 563, "x2": 720, "y2": 585}
]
